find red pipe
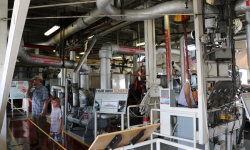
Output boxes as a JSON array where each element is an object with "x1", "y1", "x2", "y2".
[
  {"x1": 24, "y1": 44, "x2": 55, "y2": 50},
  {"x1": 164, "y1": 29, "x2": 171, "y2": 80}
]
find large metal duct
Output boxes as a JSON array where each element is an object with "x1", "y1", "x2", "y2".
[
  {"x1": 42, "y1": 0, "x2": 135, "y2": 46},
  {"x1": 18, "y1": 40, "x2": 88, "y2": 70},
  {"x1": 96, "y1": 0, "x2": 218, "y2": 21},
  {"x1": 45, "y1": 8, "x2": 102, "y2": 46},
  {"x1": 235, "y1": 0, "x2": 250, "y2": 13}
]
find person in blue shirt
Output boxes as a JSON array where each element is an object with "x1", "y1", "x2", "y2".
[
  {"x1": 177, "y1": 82, "x2": 197, "y2": 108},
  {"x1": 27, "y1": 75, "x2": 49, "y2": 149}
]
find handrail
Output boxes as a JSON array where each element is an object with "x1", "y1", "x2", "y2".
[{"x1": 150, "y1": 108, "x2": 198, "y2": 148}]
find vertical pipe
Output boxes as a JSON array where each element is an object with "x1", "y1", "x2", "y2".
[
  {"x1": 64, "y1": 78, "x2": 70, "y2": 128},
  {"x1": 100, "y1": 57, "x2": 107, "y2": 89},
  {"x1": 70, "y1": 51, "x2": 76, "y2": 61},
  {"x1": 61, "y1": 68, "x2": 66, "y2": 86},
  {"x1": 193, "y1": 0, "x2": 209, "y2": 145},
  {"x1": 164, "y1": 15, "x2": 172, "y2": 88},
  {"x1": 180, "y1": 36, "x2": 185, "y2": 86},
  {"x1": 144, "y1": 2, "x2": 156, "y2": 84},
  {"x1": 245, "y1": 11, "x2": 250, "y2": 81},
  {"x1": 34, "y1": 48, "x2": 39, "y2": 55},
  {"x1": 80, "y1": 73, "x2": 89, "y2": 89},
  {"x1": 106, "y1": 58, "x2": 111, "y2": 88}
]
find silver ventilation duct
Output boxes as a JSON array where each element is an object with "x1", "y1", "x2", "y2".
[
  {"x1": 42, "y1": 0, "x2": 135, "y2": 46},
  {"x1": 45, "y1": 8, "x2": 102, "y2": 46},
  {"x1": 235, "y1": 0, "x2": 250, "y2": 13},
  {"x1": 97, "y1": 0, "x2": 193, "y2": 21},
  {"x1": 96, "y1": 0, "x2": 219, "y2": 21}
]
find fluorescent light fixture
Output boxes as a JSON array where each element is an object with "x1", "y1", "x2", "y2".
[
  {"x1": 136, "y1": 42, "x2": 145, "y2": 47},
  {"x1": 79, "y1": 52, "x2": 85, "y2": 55},
  {"x1": 44, "y1": 25, "x2": 60, "y2": 36},
  {"x1": 53, "y1": 50, "x2": 56, "y2": 52},
  {"x1": 187, "y1": 44, "x2": 196, "y2": 51},
  {"x1": 113, "y1": 56, "x2": 122, "y2": 59},
  {"x1": 76, "y1": 56, "x2": 80, "y2": 58},
  {"x1": 88, "y1": 35, "x2": 94, "y2": 39}
]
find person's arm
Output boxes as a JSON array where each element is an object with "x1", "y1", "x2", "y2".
[
  {"x1": 40, "y1": 100, "x2": 49, "y2": 117},
  {"x1": 26, "y1": 81, "x2": 33, "y2": 100},
  {"x1": 184, "y1": 83, "x2": 193, "y2": 108},
  {"x1": 57, "y1": 118, "x2": 62, "y2": 135}
]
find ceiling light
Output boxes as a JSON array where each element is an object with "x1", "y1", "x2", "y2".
[
  {"x1": 79, "y1": 52, "x2": 85, "y2": 55},
  {"x1": 44, "y1": 25, "x2": 60, "y2": 36},
  {"x1": 113, "y1": 56, "x2": 122, "y2": 59},
  {"x1": 53, "y1": 49, "x2": 56, "y2": 52},
  {"x1": 88, "y1": 35, "x2": 94, "y2": 39},
  {"x1": 136, "y1": 42, "x2": 145, "y2": 47}
]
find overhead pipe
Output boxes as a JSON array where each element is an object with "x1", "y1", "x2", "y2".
[
  {"x1": 39, "y1": 0, "x2": 134, "y2": 46},
  {"x1": 235, "y1": 0, "x2": 250, "y2": 13},
  {"x1": 45, "y1": 8, "x2": 101, "y2": 46},
  {"x1": 96, "y1": 0, "x2": 218, "y2": 21},
  {"x1": 18, "y1": 40, "x2": 90, "y2": 72}
]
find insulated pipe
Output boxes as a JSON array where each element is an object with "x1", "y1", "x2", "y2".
[
  {"x1": 61, "y1": 68, "x2": 66, "y2": 86},
  {"x1": 18, "y1": 40, "x2": 87, "y2": 69},
  {"x1": 99, "y1": 43, "x2": 119, "y2": 88},
  {"x1": 233, "y1": 33, "x2": 246, "y2": 41},
  {"x1": 51, "y1": 85, "x2": 65, "y2": 94},
  {"x1": 80, "y1": 72, "x2": 89, "y2": 89},
  {"x1": 235, "y1": 0, "x2": 250, "y2": 13},
  {"x1": 96, "y1": 0, "x2": 218, "y2": 21},
  {"x1": 41, "y1": 0, "x2": 134, "y2": 46},
  {"x1": 71, "y1": 37, "x2": 97, "y2": 106},
  {"x1": 97, "y1": 0, "x2": 193, "y2": 21},
  {"x1": 45, "y1": 8, "x2": 102, "y2": 46},
  {"x1": 100, "y1": 57, "x2": 107, "y2": 88}
]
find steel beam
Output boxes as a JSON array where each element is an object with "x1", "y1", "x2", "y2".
[
  {"x1": 0, "y1": 0, "x2": 8, "y2": 149},
  {"x1": 0, "y1": 0, "x2": 30, "y2": 132}
]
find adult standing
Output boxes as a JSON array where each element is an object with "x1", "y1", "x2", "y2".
[
  {"x1": 26, "y1": 75, "x2": 49, "y2": 149},
  {"x1": 177, "y1": 82, "x2": 197, "y2": 108}
]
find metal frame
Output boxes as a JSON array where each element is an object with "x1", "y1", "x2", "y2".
[{"x1": 114, "y1": 138, "x2": 201, "y2": 150}]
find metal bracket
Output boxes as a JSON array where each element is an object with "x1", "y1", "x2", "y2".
[
  {"x1": 130, "y1": 129, "x2": 146, "y2": 145},
  {"x1": 105, "y1": 134, "x2": 122, "y2": 150}
]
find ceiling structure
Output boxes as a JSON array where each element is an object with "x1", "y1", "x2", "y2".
[{"x1": 8, "y1": 0, "x2": 195, "y2": 63}]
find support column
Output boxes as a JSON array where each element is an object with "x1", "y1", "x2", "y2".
[
  {"x1": 0, "y1": 0, "x2": 30, "y2": 143},
  {"x1": 144, "y1": 2, "x2": 156, "y2": 85},
  {"x1": 0, "y1": 0, "x2": 8, "y2": 149},
  {"x1": 245, "y1": 11, "x2": 250, "y2": 79},
  {"x1": 193, "y1": 0, "x2": 209, "y2": 145}
]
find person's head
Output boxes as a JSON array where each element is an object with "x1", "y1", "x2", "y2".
[
  {"x1": 51, "y1": 97, "x2": 60, "y2": 108},
  {"x1": 32, "y1": 75, "x2": 43, "y2": 86}
]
